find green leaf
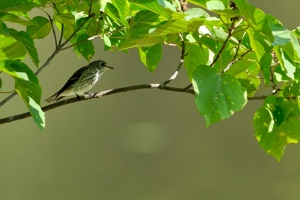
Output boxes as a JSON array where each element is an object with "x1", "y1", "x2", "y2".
[
  {"x1": 0, "y1": 12, "x2": 35, "y2": 26},
  {"x1": 274, "y1": 46, "x2": 296, "y2": 79},
  {"x1": 0, "y1": 60, "x2": 45, "y2": 130},
  {"x1": 235, "y1": 0, "x2": 274, "y2": 42},
  {"x1": 192, "y1": 65, "x2": 247, "y2": 126},
  {"x1": 128, "y1": 0, "x2": 171, "y2": 20},
  {"x1": 247, "y1": 28, "x2": 271, "y2": 61},
  {"x1": 266, "y1": 14, "x2": 291, "y2": 46},
  {"x1": 138, "y1": 44, "x2": 162, "y2": 72},
  {"x1": 112, "y1": 0, "x2": 130, "y2": 27},
  {"x1": 189, "y1": 0, "x2": 240, "y2": 18},
  {"x1": 75, "y1": 34, "x2": 95, "y2": 61},
  {"x1": 206, "y1": 0, "x2": 225, "y2": 10},
  {"x1": 54, "y1": 13, "x2": 75, "y2": 25},
  {"x1": 11, "y1": 31, "x2": 39, "y2": 67},
  {"x1": 254, "y1": 108, "x2": 300, "y2": 162},
  {"x1": 260, "y1": 52, "x2": 272, "y2": 85},
  {"x1": 103, "y1": 34, "x2": 112, "y2": 51},
  {"x1": 105, "y1": 3, "x2": 124, "y2": 26},
  {"x1": 225, "y1": 53, "x2": 256, "y2": 76},
  {"x1": 0, "y1": 0, "x2": 37, "y2": 12},
  {"x1": 86, "y1": 18, "x2": 99, "y2": 36},
  {"x1": 184, "y1": 44, "x2": 209, "y2": 79},
  {"x1": 237, "y1": 73, "x2": 260, "y2": 97},
  {"x1": 0, "y1": 35, "x2": 26, "y2": 60},
  {"x1": 26, "y1": 16, "x2": 51, "y2": 39}
]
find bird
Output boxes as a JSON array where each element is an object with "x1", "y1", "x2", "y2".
[{"x1": 45, "y1": 60, "x2": 113, "y2": 103}]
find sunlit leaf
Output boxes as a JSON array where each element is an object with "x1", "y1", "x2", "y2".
[
  {"x1": 12, "y1": 31, "x2": 39, "y2": 67},
  {"x1": 0, "y1": 60, "x2": 45, "y2": 130},
  {"x1": 138, "y1": 43, "x2": 162, "y2": 72},
  {"x1": 0, "y1": 0, "x2": 37, "y2": 12},
  {"x1": 254, "y1": 106, "x2": 300, "y2": 162},
  {"x1": 192, "y1": 65, "x2": 247, "y2": 126},
  {"x1": 128, "y1": 0, "x2": 171, "y2": 20}
]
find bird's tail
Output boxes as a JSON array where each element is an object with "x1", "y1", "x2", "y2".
[
  {"x1": 44, "y1": 94, "x2": 57, "y2": 103},
  {"x1": 44, "y1": 92, "x2": 64, "y2": 103}
]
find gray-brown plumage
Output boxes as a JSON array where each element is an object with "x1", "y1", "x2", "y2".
[{"x1": 45, "y1": 60, "x2": 113, "y2": 103}]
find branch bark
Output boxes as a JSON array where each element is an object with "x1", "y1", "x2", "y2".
[{"x1": 0, "y1": 84, "x2": 195, "y2": 125}]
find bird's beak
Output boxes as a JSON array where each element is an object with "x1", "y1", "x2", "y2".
[{"x1": 107, "y1": 65, "x2": 114, "y2": 69}]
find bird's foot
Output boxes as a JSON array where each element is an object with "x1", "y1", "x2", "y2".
[{"x1": 83, "y1": 92, "x2": 94, "y2": 99}]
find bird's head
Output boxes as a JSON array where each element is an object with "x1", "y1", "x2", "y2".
[{"x1": 90, "y1": 60, "x2": 114, "y2": 73}]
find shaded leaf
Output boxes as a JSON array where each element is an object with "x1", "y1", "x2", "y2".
[
  {"x1": 184, "y1": 44, "x2": 209, "y2": 79},
  {"x1": 75, "y1": 34, "x2": 95, "y2": 61},
  {"x1": 26, "y1": 16, "x2": 51, "y2": 39}
]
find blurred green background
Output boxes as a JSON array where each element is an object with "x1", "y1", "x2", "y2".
[{"x1": 1, "y1": 1, "x2": 300, "y2": 199}]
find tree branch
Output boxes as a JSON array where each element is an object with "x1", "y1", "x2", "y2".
[
  {"x1": 0, "y1": 81, "x2": 270, "y2": 125},
  {"x1": 0, "y1": 84, "x2": 195, "y2": 125}
]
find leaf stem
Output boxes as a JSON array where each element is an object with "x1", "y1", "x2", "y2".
[{"x1": 162, "y1": 34, "x2": 186, "y2": 86}]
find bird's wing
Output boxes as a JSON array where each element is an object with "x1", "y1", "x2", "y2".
[{"x1": 54, "y1": 66, "x2": 89, "y2": 97}]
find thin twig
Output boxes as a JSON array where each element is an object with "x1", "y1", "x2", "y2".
[
  {"x1": 210, "y1": 20, "x2": 236, "y2": 67},
  {"x1": 162, "y1": 33, "x2": 186, "y2": 86},
  {"x1": 223, "y1": 48, "x2": 253, "y2": 72},
  {"x1": 60, "y1": 14, "x2": 94, "y2": 47},
  {"x1": 42, "y1": 9, "x2": 58, "y2": 47},
  {"x1": 58, "y1": 24, "x2": 64, "y2": 46}
]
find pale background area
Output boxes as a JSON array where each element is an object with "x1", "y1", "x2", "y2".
[{"x1": 1, "y1": 1, "x2": 300, "y2": 199}]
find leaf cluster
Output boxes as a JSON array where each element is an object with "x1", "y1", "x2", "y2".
[{"x1": 1, "y1": 0, "x2": 300, "y2": 161}]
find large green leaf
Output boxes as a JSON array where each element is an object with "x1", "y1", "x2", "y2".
[
  {"x1": 254, "y1": 106, "x2": 300, "y2": 162},
  {"x1": 105, "y1": 3, "x2": 125, "y2": 26},
  {"x1": 75, "y1": 34, "x2": 95, "y2": 61},
  {"x1": 273, "y1": 46, "x2": 296, "y2": 80},
  {"x1": 0, "y1": 12, "x2": 35, "y2": 26},
  {"x1": 184, "y1": 43, "x2": 209, "y2": 79},
  {"x1": 0, "y1": 60, "x2": 45, "y2": 130},
  {"x1": 54, "y1": 13, "x2": 75, "y2": 25},
  {"x1": 111, "y1": 0, "x2": 130, "y2": 27},
  {"x1": 128, "y1": 0, "x2": 171, "y2": 20},
  {"x1": 192, "y1": 65, "x2": 247, "y2": 126},
  {"x1": 0, "y1": 0, "x2": 37, "y2": 12},
  {"x1": 266, "y1": 14, "x2": 291, "y2": 46},
  {"x1": 26, "y1": 16, "x2": 51, "y2": 39},
  {"x1": 10, "y1": 30, "x2": 39, "y2": 67},
  {"x1": 247, "y1": 28, "x2": 271, "y2": 61},
  {"x1": 138, "y1": 43, "x2": 162, "y2": 72},
  {"x1": 0, "y1": 40, "x2": 26, "y2": 61},
  {"x1": 234, "y1": 0, "x2": 274, "y2": 42},
  {"x1": 188, "y1": 0, "x2": 240, "y2": 18},
  {"x1": 0, "y1": 33, "x2": 26, "y2": 60}
]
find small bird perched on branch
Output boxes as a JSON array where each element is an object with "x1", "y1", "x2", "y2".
[{"x1": 45, "y1": 60, "x2": 113, "y2": 103}]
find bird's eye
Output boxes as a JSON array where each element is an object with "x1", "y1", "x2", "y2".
[{"x1": 100, "y1": 62, "x2": 106, "y2": 66}]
